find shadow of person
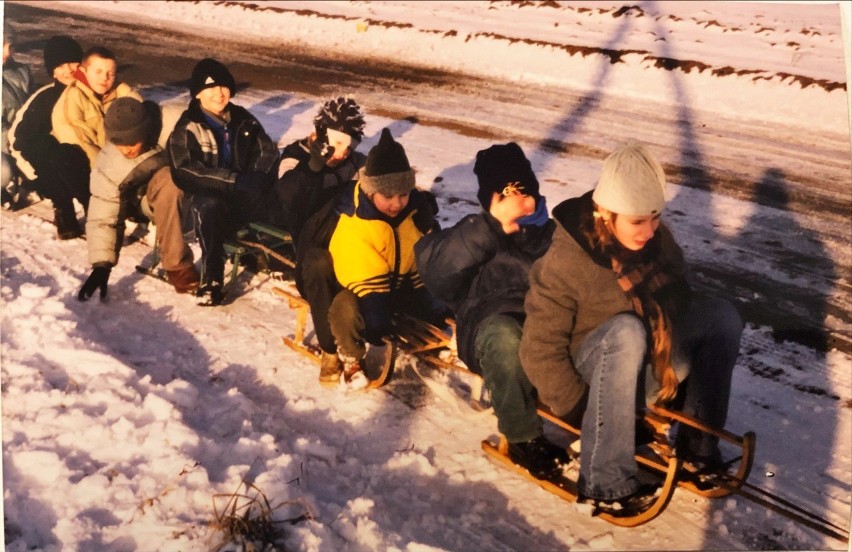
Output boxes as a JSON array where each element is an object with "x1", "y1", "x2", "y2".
[{"x1": 11, "y1": 259, "x2": 571, "y2": 550}]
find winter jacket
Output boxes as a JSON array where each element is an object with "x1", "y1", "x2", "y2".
[
  {"x1": 329, "y1": 182, "x2": 437, "y2": 327},
  {"x1": 51, "y1": 72, "x2": 141, "y2": 167},
  {"x1": 275, "y1": 137, "x2": 366, "y2": 247},
  {"x1": 167, "y1": 99, "x2": 278, "y2": 196},
  {"x1": 8, "y1": 81, "x2": 66, "y2": 181},
  {"x1": 86, "y1": 142, "x2": 168, "y2": 267},
  {"x1": 415, "y1": 212, "x2": 555, "y2": 375},
  {"x1": 2, "y1": 58, "x2": 32, "y2": 152},
  {"x1": 519, "y1": 190, "x2": 689, "y2": 417}
]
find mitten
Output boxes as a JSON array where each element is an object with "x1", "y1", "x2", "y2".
[
  {"x1": 308, "y1": 124, "x2": 335, "y2": 172},
  {"x1": 78, "y1": 265, "x2": 112, "y2": 302}
]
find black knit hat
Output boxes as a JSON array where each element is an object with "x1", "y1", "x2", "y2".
[
  {"x1": 189, "y1": 58, "x2": 236, "y2": 98},
  {"x1": 105, "y1": 97, "x2": 157, "y2": 146},
  {"x1": 360, "y1": 128, "x2": 415, "y2": 197},
  {"x1": 314, "y1": 96, "x2": 366, "y2": 141},
  {"x1": 43, "y1": 35, "x2": 83, "y2": 76},
  {"x1": 473, "y1": 142, "x2": 540, "y2": 210}
]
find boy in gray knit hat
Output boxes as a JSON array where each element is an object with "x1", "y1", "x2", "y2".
[
  {"x1": 322, "y1": 128, "x2": 449, "y2": 389},
  {"x1": 78, "y1": 97, "x2": 198, "y2": 301}
]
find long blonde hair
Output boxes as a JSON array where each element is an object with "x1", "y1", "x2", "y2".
[{"x1": 587, "y1": 204, "x2": 678, "y2": 404}]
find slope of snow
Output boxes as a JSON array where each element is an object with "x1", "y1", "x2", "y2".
[{"x1": 1, "y1": 1, "x2": 851, "y2": 551}]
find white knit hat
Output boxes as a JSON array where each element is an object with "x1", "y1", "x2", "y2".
[{"x1": 592, "y1": 142, "x2": 667, "y2": 216}]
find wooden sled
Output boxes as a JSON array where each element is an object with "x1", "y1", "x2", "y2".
[{"x1": 481, "y1": 435, "x2": 680, "y2": 527}]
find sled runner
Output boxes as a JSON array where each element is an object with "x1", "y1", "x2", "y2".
[
  {"x1": 272, "y1": 286, "x2": 442, "y2": 389},
  {"x1": 481, "y1": 434, "x2": 680, "y2": 527}
]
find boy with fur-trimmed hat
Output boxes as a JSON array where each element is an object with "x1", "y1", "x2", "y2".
[
  {"x1": 324, "y1": 127, "x2": 449, "y2": 388},
  {"x1": 78, "y1": 97, "x2": 198, "y2": 301},
  {"x1": 8, "y1": 35, "x2": 87, "y2": 237},
  {"x1": 168, "y1": 57, "x2": 279, "y2": 306},
  {"x1": 415, "y1": 142, "x2": 570, "y2": 481}
]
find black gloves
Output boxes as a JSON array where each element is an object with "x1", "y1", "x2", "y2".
[
  {"x1": 412, "y1": 190, "x2": 440, "y2": 234},
  {"x1": 308, "y1": 124, "x2": 335, "y2": 172},
  {"x1": 78, "y1": 265, "x2": 112, "y2": 302}
]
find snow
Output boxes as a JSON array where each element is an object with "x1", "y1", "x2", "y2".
[{"x1": 1, "y1": 1, "x2": 851, "y2": 551}]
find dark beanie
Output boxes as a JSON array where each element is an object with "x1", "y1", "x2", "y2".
[
  {"x1": 43, "y1": 35, "x2": 83, "y2": 76},
  {"x1": 360, "y1": 128, "x2": 415, "y2": 197},
  {"x1": 105, "y1": 97, "x2": 157, "y2": 146},
  {"x1": 473, "y1": 142, "x2": 540, "y2": 210},
  {"x1": 189, "y1": 58, "x2": 236, "y2": 98}
]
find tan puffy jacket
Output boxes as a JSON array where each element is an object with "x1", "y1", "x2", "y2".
[{"x1": 51, "y1": 79, "x2": 142, "y2": 168}]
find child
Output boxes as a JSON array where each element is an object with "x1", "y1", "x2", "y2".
[
  {"x1": 8, "y1": 35, "x2": 85, "y2": 238},
  {"x1": 275, "y1": 96, "x2": 367, "y2": 246},
  {"x1": 276, "y1": 97, "x2": 368, "y2": 382},
  {"x1": 2, "y1": 23, "x2": 32, "y2": 208},
  {"x1": 168, "y1": 58, "x2": 279, "y2": 306},
  {"x1": 415, "y1": 143, "x2": 569, "y2": 480},
  {"x1": 519, "y1": 141, "x2": 743, "y2": 517},
  {"x1": 78, "y1": 97, "x2": 198, "y2": 301},
  {"x1": 325, "y1": 128, "x2": 449, "y2": 387}
]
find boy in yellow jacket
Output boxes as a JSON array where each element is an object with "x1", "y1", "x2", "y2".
[{"x1": 326, "y1": 128, "x2": 449, "y2": 388}]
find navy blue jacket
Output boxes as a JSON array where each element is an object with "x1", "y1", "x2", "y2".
[{"x1": 414, "y1": 211, "x2": 555, "y2": 374}]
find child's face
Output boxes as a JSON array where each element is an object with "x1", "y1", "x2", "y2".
[
  {"x1": 323, "y1": 128, "x2": 357, "y2": 167},
  {"x1": 116, "y1": 141, "x2": 145, "y2": 159},
  {"x1": 610, "y1": 212, "x2": 661, "y2": 251},
  {"x1": 53, "y1": 62, "x2": 80, "y2": 86},
  {"x1": 195, "y1": 85, "x2": 231, "y2": 117},
  {"x1": 82, "y1": 55, "x2": 116, "y2": 95},
  {"x1": 371, "y1": 191, "x2": 410, "y2": 218}
]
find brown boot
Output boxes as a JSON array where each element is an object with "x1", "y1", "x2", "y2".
[
  {"x1": 54, "y1": 207, "x2": 82, "y2": 240},
  {"x1": 166, "y1": 265, "x2": 200, "y2": 294},
  {"x1": 318, "y1": 351, "x2": 343, "y2": 387}
]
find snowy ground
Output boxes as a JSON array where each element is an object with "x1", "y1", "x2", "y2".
[{"x1": 1, "y1": 1, "x2": 851, "y2": 551}]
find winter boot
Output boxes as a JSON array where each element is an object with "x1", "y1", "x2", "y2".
[
  {"x1": 319, "y1": 351, "x2": 343, "y2": 387},
  {"x1": 363, "y1": 337, "x2": 396, "y2": 384},
  {"x1": 578, "y1": 482, "x2": 661, "y2": 518},
  {"x1": 54, "y1": 206, "x2": 82, "y2": 240},
  {"x1": 339, "y1": 354, "x2": 368, "y2": 390},
  {"x1": 196, "y1": 281, "x2": 224, "y2": 306},
  {"x1": 507, "y1": 435, "x2": 571, "y2": 480},
  {"x1": 166, "y1": 265, "x2": 201, "y2": 294}
]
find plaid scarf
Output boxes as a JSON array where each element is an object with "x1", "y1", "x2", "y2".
[{"x1": 610, "y1": 251, "x2": 680, "y2": 403}]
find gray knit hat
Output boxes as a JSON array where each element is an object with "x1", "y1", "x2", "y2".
[
  {"x1": 592, "y1": 141, "x2": 666, "y2": 216},
  {"x1": 105, "y1": 97, "x2": 157, "y2": 146},
  {"x1": 360, "y1": 128, "x2": 415, "y2": 197}
]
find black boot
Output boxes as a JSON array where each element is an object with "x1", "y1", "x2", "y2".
[
  {"x1": 54, "y1": 206, "x2": 82, "y2": 240},
  {"x1": 507, "y1": 435, "x2": 571, "y2": 480},
  {"x1": 579, "y1": 482, "x2": 661, "y2": 518}
]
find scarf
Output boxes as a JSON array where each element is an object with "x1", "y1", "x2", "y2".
[{"x1": 610, "y1": 248, "x2": 680, "y2": 403}]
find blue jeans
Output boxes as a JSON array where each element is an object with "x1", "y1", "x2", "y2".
[
  {"x1": 573, "y1": 297, "x2": 742, "y2": 500},
  {"x1": 475, "y1": 315, "x2": 542, "y2": 443}
]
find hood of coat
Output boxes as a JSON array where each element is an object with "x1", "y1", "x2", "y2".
[{"x1": 551, "y1": 189, "x2": 663, "y2": 269}]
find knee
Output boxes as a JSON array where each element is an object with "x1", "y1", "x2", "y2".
[
  {"x1": 604, "y1": 313, "x2": 648, "y2": 352},
  {"x1": 329, "y1": 289, "x2": 361, "y2": 324},
  {"x1": 147, "y1": 167, "x2": 183, "y2": 202},
  {"x1": 701, "y1": 297, "x2": 744, "y2": 344},
  {"x1": 476, "y1": 315, "x2": 521, "y2": 358}
]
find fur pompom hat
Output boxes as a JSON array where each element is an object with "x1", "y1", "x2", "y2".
[
  {"x1": 360, "y1": 128, "x2": 415, "y2": 197},
  {"x1": 43, "y1": 35, "x2": 83, "y2": 76},
  {"x1": 105, "y1": 97, "x2": 158, "y2": 146},
  {"x1": 189, "y1": 58, "x2": 236, "y2": 98},
  {"x1": 314, "y1": 96, "x2": 366, "y2": 141},
  {"x1": 473, "y1": 142, "x2": 540, "y2": 210},
  {"x1": 593, "y1": 141, "x2": 667, "y2": 216}
]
